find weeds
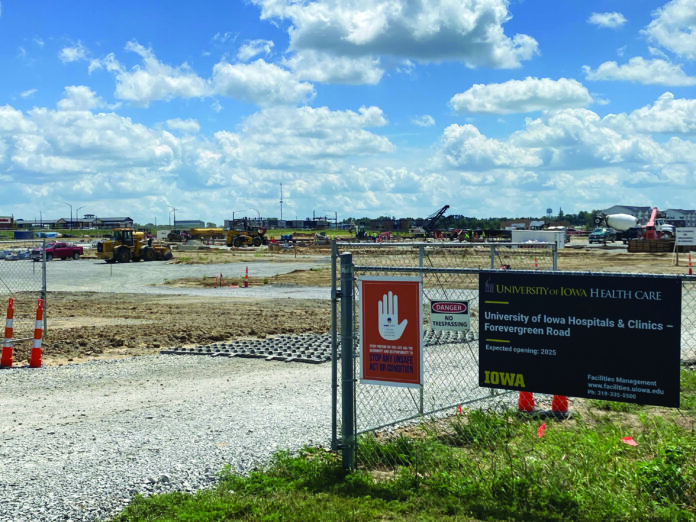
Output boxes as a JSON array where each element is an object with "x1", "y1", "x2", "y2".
[{"x1": 113, "y1": 370, "x2": 696, "y2": 521}]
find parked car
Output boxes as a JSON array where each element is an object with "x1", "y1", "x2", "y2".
[
  {"x1": 588, "y1": 227, "x2": 617, "y2": 244},
  {"x1": 565, "y1": 227, "x2": 586, "y2": 235},
  {"x1": 6, "y1": 250, "x2": 32, "y2": 260},
  {"x1": 0, "y1": 249, "x2": 13, "y2": 260}
]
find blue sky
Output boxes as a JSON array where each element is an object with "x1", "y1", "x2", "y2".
[{"x1": 1, "y1": 0, "x2": 695, "y2": 225}]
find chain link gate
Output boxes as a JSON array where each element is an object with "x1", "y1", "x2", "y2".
[
  {"x1": 0, "y1": 239, "x2": 47, "y2": 366},
  {"x1": 331, "y1": 241, "x2": 696, "y2": 510},
  {"x1": 330, "y1": 241, "x2": 559, "y2": 459}
]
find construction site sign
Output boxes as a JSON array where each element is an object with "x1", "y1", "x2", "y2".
[
  {"x1": 430, "y1": 300, "x2": 470, "y2": 332},
  {"x1": 479, "y1": 271, "x2": 682, "y2": 408},
  {"x1": 360, "y1": 276, "x2": 422, "y2": 387},
  {"x1": 676, "y1": 227, "x2": 696, "y2": 246}
]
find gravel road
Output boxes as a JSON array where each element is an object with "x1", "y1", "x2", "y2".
[
  {"x1": 0, "y1": 355, "x2": 332, "y2": 521},
  {"x1": 43, "y1": 257, "x2": 330, "y2": 298}
]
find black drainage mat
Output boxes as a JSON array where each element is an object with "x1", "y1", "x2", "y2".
[{"x1": 161, "y1": 333, "x2": 333, "y2": 364}]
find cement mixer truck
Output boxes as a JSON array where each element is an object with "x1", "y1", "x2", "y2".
[{"x1": 594, "y1": 208, "x2": 675, "y2": 241}]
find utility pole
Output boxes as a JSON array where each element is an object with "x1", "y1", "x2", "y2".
[
  {"x1": 64, "y1": 202, "x2": 72, "y2": 230},
  {"x1": 280, "y1": 184, "x2": 284, "y2": 221},
  {"x1": 170, "y1": 207, "x2": 178, "y2": 228}
]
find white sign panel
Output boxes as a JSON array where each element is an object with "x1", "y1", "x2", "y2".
[
  {"x1": 430, "y1": 300, "x2": 470, "y2": 332},
  {"x1": 676, "y1": 227, "x2": 696, "y2": 246},
  {"x1": 510, "y1": 229, "x2": 566, "y2": 249}
]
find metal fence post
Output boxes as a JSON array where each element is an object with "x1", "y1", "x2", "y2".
[
  {"x1": 418, "y1": 244, "x2": 425, "y2": 414},
  {"x1": 340, "y1": 252, "x2": 355, "y2": 469},
  {"x1": 490, "y1": 244, "x2": 496, "y2": 269},
  {"x1": 42, "y1": 239, "x2": 47, "y2": 332},
  {"x1": 553, "y1": 243, "x2": 558, "y2": 271},
  {"x1": 330, "y1": 240, "x2": 338, "y2": 450}
]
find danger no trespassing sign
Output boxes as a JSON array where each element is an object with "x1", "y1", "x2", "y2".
[{"x1": 430, "y1": 300, "x2": 470, "y2": 332}]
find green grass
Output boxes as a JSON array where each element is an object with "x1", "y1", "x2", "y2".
[{"x1": 112, "y1": 368, "x2": 696, "y2": 521}]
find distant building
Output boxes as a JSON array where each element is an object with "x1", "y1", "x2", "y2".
[
  {"x1": 0, "y1": 216, "x2": 14, "y2": 230},
  {"x1": 93, "y1": 217, "x2": 135, "y2": 229},
  {"x1": 173, "y1": 219, "x2": 205, "y2": 229},
  {"x1": 665, "y1": 209, "x2": 696, "y2": 226}
]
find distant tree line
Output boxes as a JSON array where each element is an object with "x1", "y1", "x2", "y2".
[{"x1": 344, "y1": 209, "x2": 599, "y2": 231}]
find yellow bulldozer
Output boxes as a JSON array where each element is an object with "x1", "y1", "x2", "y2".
[{"x1": 97, "y1": 228, "x2": 174, "y2": 263}]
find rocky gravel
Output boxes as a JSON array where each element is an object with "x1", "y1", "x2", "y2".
[{"x1": 0, "y1": 355, "x2": 332, "y2": 521}]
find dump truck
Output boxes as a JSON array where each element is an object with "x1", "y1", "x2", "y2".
[
  {"x1": 97, "y1": 228, "x2": 173, "y2": 263},
  {"x1": 189, "y1": 227, "x2": 225, "y2": 240}
]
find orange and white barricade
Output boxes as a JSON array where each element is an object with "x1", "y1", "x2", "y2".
[
  {"x1": 29, "y1": 299, "x2": 44, "y2": 368},
  {"x1": 1, "y1": 298, "x2": 14, "y2": 368}
]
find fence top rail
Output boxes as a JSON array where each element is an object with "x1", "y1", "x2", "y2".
[
  {"x1": 353, "y1": 266, "x2": 483, "y2": 274},
  {"x1": 336, "y1": 241, "x2": 556, "y2": 248},
  {"x1": 481, "y1": 268, "x2": 691, "y2": 280}
]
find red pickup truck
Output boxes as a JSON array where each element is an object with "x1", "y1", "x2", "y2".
[{"x1": 31, "y1": 242, "x2": 84, "y2": 261}]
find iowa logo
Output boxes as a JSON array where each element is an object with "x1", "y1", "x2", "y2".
[{"x1": 484, "y1": 371, "x2": 525, "y2": 388}]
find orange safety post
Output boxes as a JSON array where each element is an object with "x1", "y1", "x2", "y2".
[
  {"x1": 534, "y1": 257, "x2": 539, "y2": 270},
  {"x1": 689, "y1": 253, "x2": 692, "y2": 276},
  {"x1": 244, "y1": 266, "x2": 249, "y2": 288},
  {"x1": 517, "y1": 391, "x2": 535, "y2": 412},
  {"x1": 29, "y1": 299, "x2": 44, "y2": 368},
  {"x1": 1, "y1": 298, "x2": 14, "y2": 368}
]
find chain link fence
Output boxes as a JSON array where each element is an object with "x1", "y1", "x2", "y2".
[
  {"x1": 0, "y1": 240, "x2": 46, "y2": 365},
  {"x1": 331, "y1": 240, "x2": 696, "y2": 516}
]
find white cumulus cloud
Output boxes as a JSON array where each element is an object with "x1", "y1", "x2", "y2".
[
  {"x1": 253, "y1": 0, "x2": 538, "y2": 84},
  {"x1": 57, "y1": 86, "x2": 107, "y2": 111},
  {"x1": 211, "y1": 59, "x2": 315, "y2": 106},
  {"x1": 644, "y1": 0, "x2": 696, "y2": 60},
  {"x1": 450, "y1": 77, "x2": 592, "y2": 115},
  {"x1": 587, "y1": 12, "x2": 626, "y2": 29},
  {"x1": 284, "y1": 51, "x2": 383, "y2": 85},
  {"x1": 59, "y1": 42, "x2": 88, "y2": 63},
  {"x1": 237, "y1": 39, "x2": 274, "y2": 61},
  {"x1": 583, "y1": 57, "x2": 696, "y2": 86},
  {"x1": 112, "y1": 41, "x2": 209, "y2": 105}
]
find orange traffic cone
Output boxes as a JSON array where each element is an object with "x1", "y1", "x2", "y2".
[
  {"x1": 1, "y1": 298, "x2": 14, "y2": 368},
  {"x1": 518, "y1": 391, "x2": 535, "y2": 412},
  {"x1": 29, "y1": 299, "x2": 44, "y2": 368},
  {"x1": 244, "y1": 266, "x2": 249, "y2": 288},
  {"x1": 551, "y1": 395, "x2": 568, "y2": 415}
]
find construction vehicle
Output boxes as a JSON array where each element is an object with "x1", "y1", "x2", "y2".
[
  {"x1": 417, "y1": 205, "x2": 450, "y2": 238},
  {"x1": 166, "y1": 229, "x2": 190, "y2": 242},
  {"x1": 594, "y1": 207, "x2": 675, "y2": 240},
  {"x1": 97, "y1": 228, "x2": 173, "y2": 263},
  {"x1": 225, "y1": 218, "x2": 268, "y2": 248},
  {"x1": 189, "y1": 228, "x2": 225, "y2": 241}
]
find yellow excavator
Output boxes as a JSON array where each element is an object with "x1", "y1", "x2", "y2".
[{"x1": 97, "y1": 228, "x2": 174, "y2": 263}]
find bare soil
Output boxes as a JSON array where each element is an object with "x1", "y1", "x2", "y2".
[{"x1": 10, "y1": 243, "x2": 692, "y2": 367}]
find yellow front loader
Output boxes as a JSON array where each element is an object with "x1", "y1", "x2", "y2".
[{"x1": 97, "y1": 228, "x2": 174, "y2": 263}]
